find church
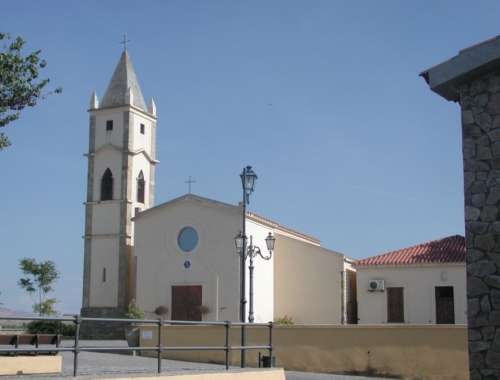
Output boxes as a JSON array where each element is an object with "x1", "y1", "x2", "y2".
[{"x1": 80, "y1": 50, "x2": 356, "y2": 338}]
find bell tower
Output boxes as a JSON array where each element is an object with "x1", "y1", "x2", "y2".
[{"x1": 81, "y1": 50, "x2": 158, "y2": 338}]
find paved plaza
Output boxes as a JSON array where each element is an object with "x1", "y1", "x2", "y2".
[{"x1": 0, "y1": 341, "x2": 393, "y2": 380}]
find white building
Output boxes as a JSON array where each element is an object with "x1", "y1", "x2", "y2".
[
  {"x1": 353, "y1": 235, "x2": 466, "y2": 325},
  {"x1": 133, "y1": 194, "x2": 353, "y2": 324},
  {"x1": 81, "y1": 50, "x2": 355, "y2": 337}
]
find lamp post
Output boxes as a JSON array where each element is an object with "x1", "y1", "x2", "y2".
[
  {"x1": 235, "y1": 232, "x2": 276, "y2": 323},
  {"x1": 237, "y1": 165, "x2": 257, "y2": 368}
]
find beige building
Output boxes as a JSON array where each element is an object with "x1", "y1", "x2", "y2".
[
  {"x1": 133, "y1": 194, "x2": 354, "y2": 324},
  {"x1": 81, "y1": 50, "x2": 355, "y2": 337},
  {"x1": 353, "y1": 235, "x2": 467, "y2": 325}
]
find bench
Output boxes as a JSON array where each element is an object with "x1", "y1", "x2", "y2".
[{"x1": 0, "y1": 334, "x2": 62, "y2": 356}]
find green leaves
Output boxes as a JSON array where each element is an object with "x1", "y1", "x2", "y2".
[
  {"x1": 124, "y1": 299, "x2": 146, "y2": 320},
  {"x1": 0, "y1": 32, "x2": 62, "y2": 151},
  {"x1": 18, "y1": 258, "x2": 60, "y2": 316}
]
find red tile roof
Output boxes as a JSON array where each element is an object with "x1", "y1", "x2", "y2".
[{"x1": 354, "y1": 235, "x2": 465, "y2": 267}]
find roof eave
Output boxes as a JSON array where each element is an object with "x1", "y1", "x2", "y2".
[{"x1": 420, "y1": 35, "x2": 500, "y2": 102}]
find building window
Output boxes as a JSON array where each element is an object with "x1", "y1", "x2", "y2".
[
  {"x1": 140, "y1": 123, "x2": 145, "y2": 135},
  {"x1": 435, "y1": 286, "x2": 455, "y2": 324},
  {"x1": 137, "y1": 170, "x2": 145, "y2": 203},
  {"x1": 101, "y1": 168, "x2": 114, "y2": 201},
  {"x1": 102, "y1": 268, "x2": 106, "y2": 283},
  {"x1": 178, "y1": 227, "x2": 199, "y2": 252},
  {"x1": 387, "y1": 287, "x2": 404, "y2": 323},
  {"x1": 106, "y1": 120, "x2": 113, "y2": 131}
]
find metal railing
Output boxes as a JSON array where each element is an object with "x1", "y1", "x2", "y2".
[{"x1": 0, "y1": 316, "x2": 274, "y2": 377}]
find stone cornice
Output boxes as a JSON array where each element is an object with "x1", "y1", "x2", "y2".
[
  {"x1": 88, "y1": 104, "x2": 157, "y2": 121},
  {"x1": 84, "y1": 144, "x2": 159, "y2": 164},
  {"x1": 82, "y1": 233, "x2": 132, "y2": 239}
]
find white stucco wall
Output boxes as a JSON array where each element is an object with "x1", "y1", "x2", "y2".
[
  {"x1": 274, "y1": 236, "x2": 346, "y2": 324},
  {"x1": 88, "y1": 237, "x2": 119, "y2": 307},
  {"x1": 134, "y1": 197, "x2": 242, "y2": 322},
  {"x1": 91, "y1": 203, "x2": 121, "y2": 235},
  {"x1": 94, "y1": 111, "x2": 124, "y2": 150},
  {"x1": 245, "y1": 220, "x2": 275, "y2": 323},
  {"x1": 131, "y1": 113, "x2": 153, "y2": 153},
  {"x1": 356, "y1": 264, "x2": 467, "y2": 325}
]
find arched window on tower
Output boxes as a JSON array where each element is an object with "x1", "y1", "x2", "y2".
[
  {"x1": 101, "y1": 168, "x2": 114, "y2": 201},
  {"x1": 102, "y1": 268, "x2": 106, "y2": 283},
  {"x1": 137, "y1": 170, "x2": 145, "y2": 203}
]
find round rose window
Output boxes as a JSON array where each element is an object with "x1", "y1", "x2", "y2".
[{"x1": 178, "y1": 227, "x2": 198, "y2": 252}]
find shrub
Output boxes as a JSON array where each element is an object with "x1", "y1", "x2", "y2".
[
  {"x1": 124, "y1": 299, "x2": 146, "y2": 320},
  {"x1": 27, "y1": 320, "x2": 75, "y2": 336},
  {"x1": 274, "y1": 315, "x2": 294, "y2": 325},
  {"x1": 154, "y1": 305, "x2": 168, "y2": 318}
]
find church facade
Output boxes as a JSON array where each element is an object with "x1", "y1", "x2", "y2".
[
  {"x1": 81, "y1": 51, "x2": 355, "y2": 338},
  {"x1": 133, "y1": 194, "x2": 353, "y2": 324}
]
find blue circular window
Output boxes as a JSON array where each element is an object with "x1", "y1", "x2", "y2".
[{"x1": 178, "y1": 227, "x2": 198, "y2": 252}]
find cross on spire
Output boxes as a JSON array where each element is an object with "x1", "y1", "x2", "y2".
[
  {"x1": 120, "y1": 35, "x2": 130, "y2": 51},
  {"x1": 185, "y1": 176, "x2": 196, "y2": 194}
]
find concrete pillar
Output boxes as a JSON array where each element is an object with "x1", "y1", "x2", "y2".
[{"x1": 421, "y1": 35, "x2": 500, "y2": 380}]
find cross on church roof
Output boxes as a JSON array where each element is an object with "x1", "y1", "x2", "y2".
[
  {"x1": 120, "y1": 35, "x2": 130, "y2": 51},
  {"x1": 185, "y1": 176, "x2": 196, "y2": 194}
]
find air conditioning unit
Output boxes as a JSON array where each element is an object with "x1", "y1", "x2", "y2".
[{"x1": 368, "y1": 280, "x2": 385, "y2": 291}]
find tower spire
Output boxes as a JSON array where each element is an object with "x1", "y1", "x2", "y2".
[{"x1": 100, "y1": 50, "x2": 147, "y2": 111}]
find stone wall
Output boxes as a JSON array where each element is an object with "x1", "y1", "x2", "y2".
[
  {"x1": 460, "y1": 70, "x2": 500, "y2": 379},
  {"x1": 79, "y1": 307, "x2": 126, "y2": 340}
]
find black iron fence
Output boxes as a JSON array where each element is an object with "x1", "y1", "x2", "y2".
[{"x1": 0, "y1": 316, "x2": 274, "y2": 376}]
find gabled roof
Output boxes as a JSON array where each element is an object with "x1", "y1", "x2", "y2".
[
  {"x1": 132, "y1": 193, "x2": 321, "y2": 244},
  {"x1": 354, "y1": 235, "x2": 465, "y2": 268},
  {"x1": 247, "y1": 211, "x2": 320, "y2": 245},
  {"x1": 100, "y1": 51, "x2": 147, "y2": 111},
  {"x1": 132, "y1": 194, "x2": 241, "y2": 221}
]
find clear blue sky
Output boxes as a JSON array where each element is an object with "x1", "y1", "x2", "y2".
[{"x1": 1, "y1": 1, "x2": 497, "y2": 314}]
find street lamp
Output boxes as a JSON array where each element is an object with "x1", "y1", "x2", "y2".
[
  {"x1": 237, "y1": 165, "x2": 257, "y2": 368},
  {"x1": 235, "y1": 232, "x2": 276, "y2": 323}
]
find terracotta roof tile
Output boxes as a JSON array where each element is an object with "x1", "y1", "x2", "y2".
[{"x1": 354, "y1": 235, "x2": 465, "y2": 267}]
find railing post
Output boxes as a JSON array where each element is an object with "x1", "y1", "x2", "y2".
[
  {"x1": 268, "y1": 321, "x2": 274, "y2": 368},
  {"x1": 73, "y1": 315, "x2": 82, "y2": 377},
  {"x1": 157, "y1": 318, "x2": 163, "y2": 374},
  {"x1": 225, "y1": 321, "x2": 231, "y2": 370}
]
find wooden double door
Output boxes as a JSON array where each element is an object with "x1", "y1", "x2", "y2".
[
  {"x1": 435, "y1": 286, "x2": 455, "y2": 324},
  {"x1": 171, "y1": 285, "x2": 202, "y2": 321}
]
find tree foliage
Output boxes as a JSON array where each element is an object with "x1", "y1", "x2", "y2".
[
  {"x1": 18, "y1": 258, "x2": 60, "y2": 316},
  {"x1": 0, "y1": 32, "x2": 62, "y2": 151}
]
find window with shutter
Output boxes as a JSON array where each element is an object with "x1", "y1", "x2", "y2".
[
  {"x1": 435, "y1": 286, "x2": 455, "y2": 324},
  {"x1": 387, "y1": 287, "x2": 404, "y2": 323}
]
